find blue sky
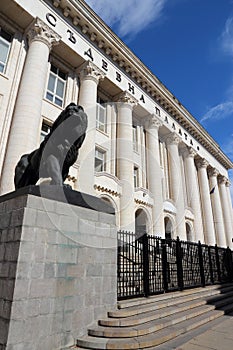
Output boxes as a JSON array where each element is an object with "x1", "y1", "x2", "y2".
[{"x1": 85, "y1": 0, "x2": 233, "y2": 200}]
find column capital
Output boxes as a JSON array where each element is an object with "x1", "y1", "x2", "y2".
[
  {"x1": 208, "y1": 167, "x2": 219, "y2": 177},
  {"x1": 196, "y1": 158, "x2": 209, "y2": 169},
  {"x1": 27, "y1": 17, "x2": 60, "y2": 50},
  {"x1": 164, "y1": 132, "x2": 181, "y2": 146},
  {"x1": 145, "y1": 114, "x2": 162, "y2": 130},
  {"x1": 218, "y1": 175, "x2": 228, "y2": 185},
  {"x1": 78, "y1": 60, "x2": 106, "y2": 84},
  {"x1": 226, "y1": 179, "x2": 231, "y2": 187},
  {"x1": 181, "y1": 145, "x2": 197, "y2": 158},
  {"x1": 114, "y1": 91, "x2": 138, "y2": 108}
]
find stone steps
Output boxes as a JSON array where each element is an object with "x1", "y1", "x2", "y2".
[
  {"x1": 75, "y1": 283, "x2": 233, "y2": 349},
  {"x1": 111, "y1": 284, "x2": 233, "y2": 318},
  {"x1": 100, "y1": 286, "x2": 233, "y2": 327}
]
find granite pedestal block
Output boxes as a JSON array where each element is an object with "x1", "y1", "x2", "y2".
[{"x1": 0, "y1": 186, "x2": 117, "y2": 350}]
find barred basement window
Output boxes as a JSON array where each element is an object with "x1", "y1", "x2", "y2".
[
  {"x1": 0, "y1": 29, "x2": 12, "y2": 74},
  {"x1": 46, "y1": 64, "x2": 66, "y2": 107},
  {"x1": 95, "y1": 147, "x2": 106, "y2": 172}
]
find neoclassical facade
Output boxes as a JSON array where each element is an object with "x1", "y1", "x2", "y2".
[{"x1": 0, "y1": 0, "x2": 233, "y2": 247}]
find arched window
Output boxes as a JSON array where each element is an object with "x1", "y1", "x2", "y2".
[
  {"x1": 186, "y1": 222, "x2": 192, "y2": 241},
  {"x1": 135, "y1": 209, "x2": 148, "y2": 239},
  {"x1": 164, "y1": 217, "x2": 173, "y2": 240}
]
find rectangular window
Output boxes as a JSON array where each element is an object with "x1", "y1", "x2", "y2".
[
  {"x1": 133, "y1": 126, "x2": 138, "y2": 152},
  {"x1": 46, "y1": 64, "x2": 66, "y2": 107},
  {"x1": 0, "y1": 29, "x2": 12, "y2": 74},
  {"x1": 95, "y1": 147, "x2": 106, "y2": 172},
  {"x1": 134, "y1": 166, "x2": 139, "y2": 188},
  {"x1": 96, "y1": 97, "x2": 107, "y2": 133},
  {"x1": 96, "y1": 104, "x2": 107, "y2": 132},
  {"x1": 40, "y1": 120, "x2": 51, "y2": 142}
]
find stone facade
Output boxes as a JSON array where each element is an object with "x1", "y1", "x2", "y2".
[
  {"x1": 0, "y1": 188, "x2": 117, "y2": 349},
  {"x1": 0, "y1": 0, "x2": 232, "y2": 247}
]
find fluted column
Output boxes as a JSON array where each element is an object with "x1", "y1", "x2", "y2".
[
  {"x1": 218, "y1": 176, "x2": 233, "y2": 248},
  {"x1": 145, "y1": 114, "x2": 164, "y2": 236},
  {"x1": 165, "y1": 133, "x2": 186, "y2": 239},
  {"x1": 0, "y1": 18, "x2": 60, "y2": 194},
  {"x1": 182, "y1": 146, "x2": 204, "y2": 242},
  {"x1": 77, "y1": 61, "x2": 105, "y2": 194},
  {"x1": 116, "y1": 91, "x2": 137, "y2": 232},
  {"x1": 208, "y1": 168, "x2": 226, "y2": 247},
  {"x1": 226, "y1": 180, "x2": 233, "y2": 233},
  {"x1": 196, "y1": 159, "x2": 215, "y2": 245}
]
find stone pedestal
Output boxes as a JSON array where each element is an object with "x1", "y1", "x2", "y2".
[{"x1": 0, "y1": 186, "x2": 117, "y2": 350}]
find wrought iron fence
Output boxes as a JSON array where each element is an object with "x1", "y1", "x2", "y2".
[{"x1": 117, "y1": 231, "x2": 233, "y2": 300}]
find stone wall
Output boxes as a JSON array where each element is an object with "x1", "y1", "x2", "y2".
[{"x1": 0, "y1": 187, "x2": 117, "y2": 350}]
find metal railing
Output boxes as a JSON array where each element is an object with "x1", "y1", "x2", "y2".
[{"x1": 117, "y1": 231, "x2": 233, "y2": 300}]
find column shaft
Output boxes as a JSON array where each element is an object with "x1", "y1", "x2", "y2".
[
  {"x1": 146, "y1": 115, "x2": 164, "y2": 236},
  {"x1": 77, "y1": 61, "x2": 105, "y2": 194},
  {"x1": 165, "y1": 133, "x2": 186, "y2": 239},
  {"x1": 183, "y1": 147, "x2": 204, "y2": 242},
  {"x1": 219, "y1": 176, "x2": 233, "y2": 248},
  {"x1": 197, "y1": 160, "x2": 216, "y2": 245},
  {"x1": 116, "y1": 92, "x2": 137, "y2": 232},
  {"x1": 0, "y1": 18, "x2": 60, "y2": 194},
  {"x1": 208, "y1": 168, "x2": 226, "y2": 247}
]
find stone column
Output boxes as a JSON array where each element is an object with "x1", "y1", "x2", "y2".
[
  {"x1": 196, "y1": 159, "x2": 216, "y2": 245},
  {"x1": 145, "y1": 114, "x2": 164, "y2": 236},
  {"x1": 110, "y1": 104, "x2": 117, "y2": 176},
  {"x1": 77, "y1": 61, "x2": 105, "y2": 194},
  {"x1": 165, "y1": 133, "x2": 186, "y2": 239},
  {"x1": 218, "y1": 176, "x2": 233, "y2": 248},
  {"x1": 116, "y1": 91, "x2": 137, "y2": 232},
  {"x1": 0, "y1": 18, "x2": 60, "y2": 194},
  {"x1": 226, "y1": 180, "x2": 233, "y2": 233},
  {"x1": 182, "y1": 146, "x2": 204, "y2": 242},
  {"x1": 208, "y1": 168, "x2": 226, "y2": 247}
]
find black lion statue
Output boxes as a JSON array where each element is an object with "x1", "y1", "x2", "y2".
[{"x1": 14, "y1": 103, "x2": 88, "y2": 189}]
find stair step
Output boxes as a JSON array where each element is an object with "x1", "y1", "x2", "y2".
[
  {"x1": 117, "y1": 283, "x2": 233, "y2": 310},
  {"x1": 77, "y1": 309, "x2": 226, "y2": 349},
  {"x1": 100, "y1": 298, "x2": 208, "y2": 327},
  {"x1": 90, "y1": 304, "x2": 218, "y2": 338},
  {"x1": 76, "y1": 284, "x2": 233, "y2": 349},
  {"x1": 100, "y1": 290, "x2": 233, "y2": 327},
  {"x1": 109, "y1": 285, "x2": 233, "y2": 318}
]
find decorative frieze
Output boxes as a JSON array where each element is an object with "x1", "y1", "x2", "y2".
[
  {"x1": 94, "y1": 184, "x2": 120, "y2": 197},
  {"x1": 134, "y1": 198, "x2": 153, "y2": 208}
]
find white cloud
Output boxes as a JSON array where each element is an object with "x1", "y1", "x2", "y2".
[
  {"x1": 84, "y1": 0, "x2": 167, "y2": 38},
  {"x1": 221, "y1": 17, "x2": 233, "y2": 57},
  {"x1": 200, "y1": 101, "x2": 233, "y2": 123}
]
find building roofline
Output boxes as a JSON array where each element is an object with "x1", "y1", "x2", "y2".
[{"x1": 51, "y1": 0, "x2": 233, "y2": 169}]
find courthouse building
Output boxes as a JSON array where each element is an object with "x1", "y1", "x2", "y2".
[{"x1": 0, "y1": 0, "x2": 233, "y2": 247}]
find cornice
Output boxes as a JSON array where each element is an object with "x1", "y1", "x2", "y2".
[{"x1": 46, "y1": 0, "x2": 232, "y2": 169}]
